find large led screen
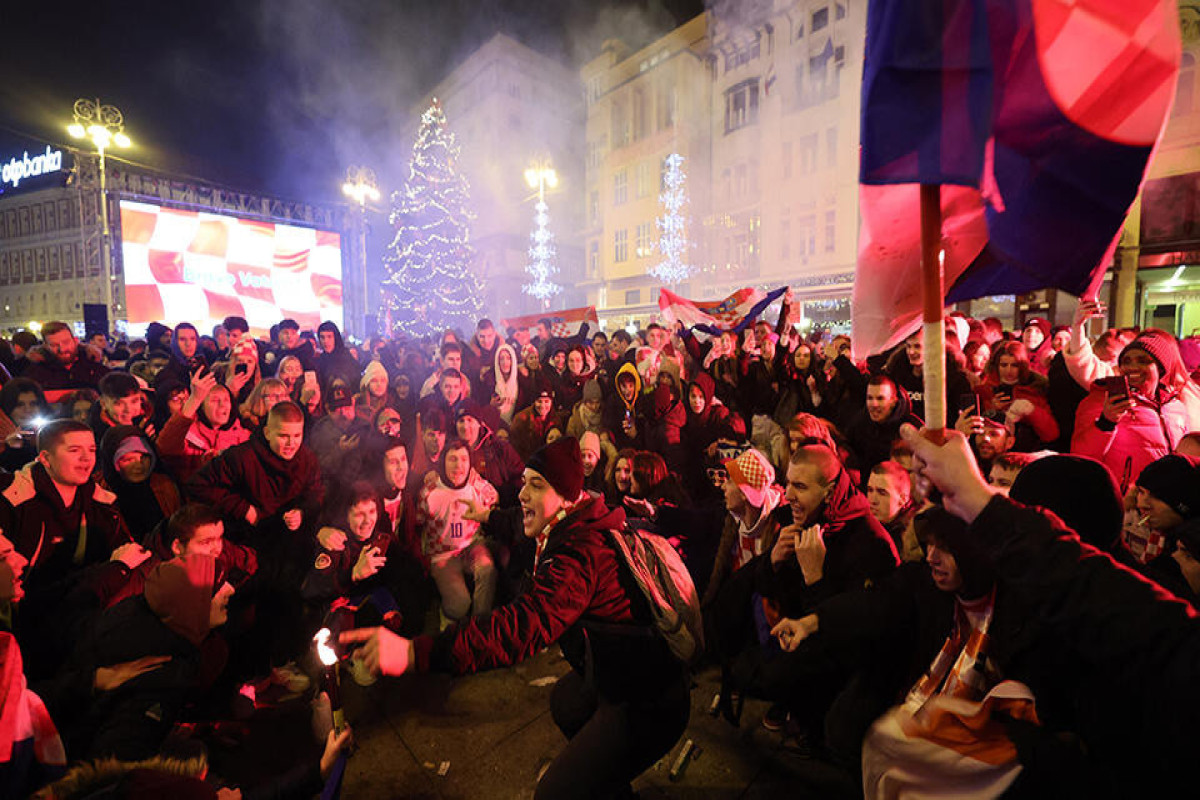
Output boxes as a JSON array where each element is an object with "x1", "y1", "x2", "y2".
[{"x1": 120, "y1": 200, "x2": 343, "y2": 337}]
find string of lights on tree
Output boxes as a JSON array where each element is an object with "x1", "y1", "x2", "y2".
[
  {"x1": 524, "y1": 197, "x2": 561, "y2": 301},
  {"x1": 649, "y1": 153, "x2": 693, "y2": 285},
  {"x1": 382, "y1": 99, "x2": 481, "y2": 338}
]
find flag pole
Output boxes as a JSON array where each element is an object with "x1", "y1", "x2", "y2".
[{"x1": 920, "y1": 184, "x2": 946, "y2": 440}]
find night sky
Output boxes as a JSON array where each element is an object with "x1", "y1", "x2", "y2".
[{"x1": 0, "y1": 0, "x2": 704, "y2": 205}]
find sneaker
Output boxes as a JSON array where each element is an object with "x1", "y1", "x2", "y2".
[
  {"x1": 347, "y1": 656, "x2": 378, "y2": 687},
  {"x1": 271, "y1": 662, "x2": 312, "y2": 694},
  {"x1": 761, "y1": 703, "x2": 790, "y2": 732}
]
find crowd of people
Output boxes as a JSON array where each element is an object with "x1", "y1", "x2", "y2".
[{"x1": 0, "y1": 291, "x2": 1199, "y2": 798}]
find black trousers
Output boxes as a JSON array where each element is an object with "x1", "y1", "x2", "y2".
[{"x1": 535, "y1": 670, "x2": 690, "y2": 800}]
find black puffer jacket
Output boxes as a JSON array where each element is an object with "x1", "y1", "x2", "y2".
[{"x1": 416, "y1": 494, "x2": 686, "y2": 702}]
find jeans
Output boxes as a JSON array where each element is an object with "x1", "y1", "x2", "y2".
[{"x1": 429, "y1": 540, "x2": 496, "y2": 621}]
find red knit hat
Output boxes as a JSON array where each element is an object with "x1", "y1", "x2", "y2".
[
  {"x1": 526, "y1": 436, "x2": 584, "y2": 502},
  {"x1": 1121, "y1": 329, "x2": 1182, "y2": 378}
]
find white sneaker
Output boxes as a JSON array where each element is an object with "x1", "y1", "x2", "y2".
[
  {"x1": 347, "y1": 656, "x2": 378, "y2": 687},
  {"x1": 271, "y1": 662, "x2": 311, "y2": 693}
]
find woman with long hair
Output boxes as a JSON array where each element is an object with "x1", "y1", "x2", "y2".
[{"x1": 973, "y1": 340, "x2": 1059, "y2": 451}]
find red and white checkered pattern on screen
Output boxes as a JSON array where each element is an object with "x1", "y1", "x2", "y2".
[{"x1": 120, "y1": 200, "x2": 343, "y2": 336}]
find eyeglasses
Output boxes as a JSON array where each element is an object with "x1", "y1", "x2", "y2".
[{"x1": 706, "y1": 467, "x2": 728, "y2": 487}]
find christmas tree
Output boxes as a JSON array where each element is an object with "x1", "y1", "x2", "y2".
[
  {"x1": 382, "y1": 99, "x2": 480, "y2": 337},
  {"x1": 649, "y1": 153, "x2": 693, "y2": 285}
]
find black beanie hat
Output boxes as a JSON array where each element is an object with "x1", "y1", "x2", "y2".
[
  {"x1": 526, "y1": 436, "x2": 584, "y2": 502},
  {"x1": 1010, "y1": 454, "x2": 1125, "y2": 551},
  {"x1": 913, "y1": 506, "x2": 994, "y2": 600},
  {"x1": 1136, "y1": 454, "x2": 1200, "y2": 522}
]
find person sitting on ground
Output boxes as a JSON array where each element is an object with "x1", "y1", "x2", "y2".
[
  {"x1": 63, "y1": 554, "x2": 235, "y2": 761},
  {"x1": 305, "y1": 483, "x2": 406, "y2": 679},
  {"x1": 417, "y1": 439, "x2": 499, "y2": 624}
]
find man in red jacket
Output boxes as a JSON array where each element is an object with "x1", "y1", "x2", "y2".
[{"x1": 342, "y1": 437, "x2": 690, "y2": 800}]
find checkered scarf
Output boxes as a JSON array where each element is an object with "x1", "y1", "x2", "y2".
[{"x1": 906, "y1": 589, "x2": 1001, "y2": 714}]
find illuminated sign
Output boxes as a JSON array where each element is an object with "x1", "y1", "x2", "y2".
[{"x1": 1, "y1": 146, "x2": 63, "y2": 189}]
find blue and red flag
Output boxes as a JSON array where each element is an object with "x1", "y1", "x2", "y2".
[
  {"x1": 853, "y1": 0, "x2": 1181, "y2": 356},
  {"x1": 659, "y1": 286, "x2": 788, "y2": 336}
]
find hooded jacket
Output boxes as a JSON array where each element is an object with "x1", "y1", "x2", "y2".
[
  {"x1": 99, "y1": 425, "x2": 181, "y2": 541},
  {"x1": 756, "y1": 465, "x2": 899, "y2": 617},
  {"x1": 414, "y1": 494, "x2": 686, "y2": 702},
  {"x1": 466, "y1": 421, "x2": 524, "y2": 504},
  {"x1": 645, "y1": 384, "x2": 687, "y2": 473},
  {"x1": 157, "y1": 405, "x2": 250, "y2": 488},
  {"x1": 683, "y1": 372, "x2": 745, "y2": 452},
  {"x1": 315, "y1": 322, "x2": 362, "y2": 391},
  {"x1": 602, "y1": 362, "x2": 647, "y2": 451}
]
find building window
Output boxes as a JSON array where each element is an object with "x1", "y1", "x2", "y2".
[
  {"x1": 836, "y1": 2, "x2": 847, "y2": 21},
  {"x1": 613, "y1": 171, "x2": 628, "y2": 206},
  {"x1": 799, "y1": 134, "x2": 818, "y2": 175},
  {"x1": 656, "y1": 82, "x2": 676, "y2": 130},
  {"x1": 614, "y1": 229, "x2": 628, "y2": 262},
  {"x1": 589, "y1": 191, "x2": 599, "y2": 226},
  {"x1": 795, "y1": 42, "x2": 844, "y2": 109},
  {"x1": 636, "y1": 161, "x2": 653, "y2": 199},
  {"x1": 826, "y1": 126, "x2": 838, "y2": 168},
  {"x1": 624, "y1": 289, "x2": 641, "y2": 305},
  {"x1": 812, "y1": 7, "x2": 829, "y2": 32},
  {"x1": 781, "y1": 218, "x2": 791, "y2": 260},
  {"x1": 825, "y1": 210, "x2": 836, "y2": 252},
  {"x1": 612, "y1": 100, "x2": 629, "y2": 148},
  {"x1": 799, "y1": 214, "x2": 817, "y2": 258},
  {"x1": 588, "y1": 240, "x2": 600, "y2": 277},
  {"x1": 724, "y1": 35, "x2": 762, "y2": 73},
  {"x1": 633, "y1": 88, "x2": 649, "y2": 141},
  {"x1": 636, "y1": 222, "x2": 654, "y2": 258},
  {"x1": 725, "y1": 79, "x2": 760, "y2": 133}
]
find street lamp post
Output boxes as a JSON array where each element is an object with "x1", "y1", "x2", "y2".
[
  {"x1": 523, "y1": 161, "x2": 560, "y2": 309},
  {"x1": 68, "y1": 99, "x2": 131, "y2": 325},
  {"x1": 342, "y1": 166, "x2": 380, "y2": 339}
]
